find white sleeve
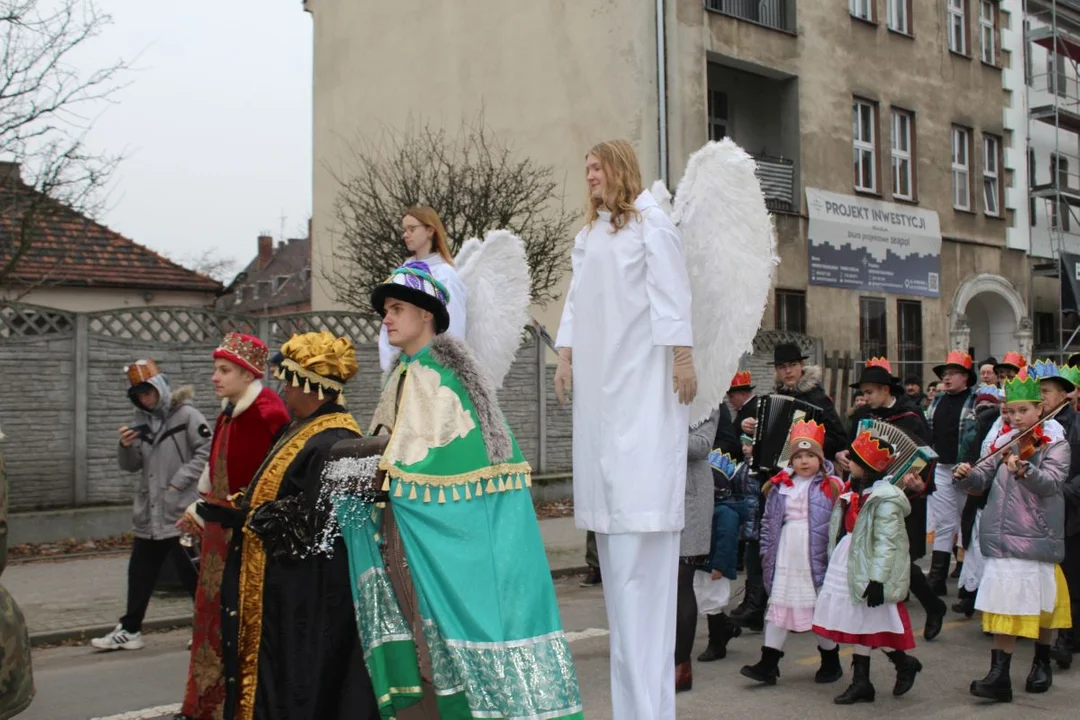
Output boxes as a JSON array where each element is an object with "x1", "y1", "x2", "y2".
[
  {"x1": 643, "y1": 210, "x2": 693, "y2": 347},
  {"x1": 378, "y1": 323, "x2": 395, "y2": 372},
  {"x1": 554, "y1": 229, "x2": 587, "y2": 349},
  {"x1": 442, "y1": 268, "x2": 468, "y2": 342}
]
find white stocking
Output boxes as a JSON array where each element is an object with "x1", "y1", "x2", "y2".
[
  {"x1": 853, "y1": 644, "x2": 872, "y2": 657},
  {"x1": 818, "y1": 638, "x2": 838, "y2": 651},
  {"x1": 764, "y1": 622, "x2": 788, "y2": 651}
]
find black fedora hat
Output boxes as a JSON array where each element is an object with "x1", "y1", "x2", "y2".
[
  {"x1": 773, "y1": 343, "x2": 809, "y2": 366},
  {"x1": 849, "y1": 363, "x2": 901, "y2": 392}
]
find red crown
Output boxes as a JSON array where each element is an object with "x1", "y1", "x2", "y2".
[
  {"x1": 730, "y1": 370, "x2": 753, "y2": 388},
  {"x1": 851, "y1": 430, "x2": 896, "y2": 473},
  {"x1": 1015, "y1": 365, "x2": 1031, "y2": 381},
  {"x1": 866, "y1": 357, "x2": 892, "y2": 372},
  {"x1": 788, "y1": 419, "x2": 826, "y2": 449},
  {"x1": 999, "y1": 351, "x2": 1027, "y2": 370},
  {"x1": 943, "y1": 350, "x2": 973, "y2": 370},
  {"x1": 213, "y1": 332, "x2": 269, "y2": 379}
]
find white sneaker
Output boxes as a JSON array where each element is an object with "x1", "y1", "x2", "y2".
[{"x1": 91, "y1": 624, "x2": 145, "y2": 651}]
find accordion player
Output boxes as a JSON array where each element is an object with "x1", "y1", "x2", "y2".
[
  {"x1": 856, "y1": 417, "x2": 937, "y2": 486},
  {"x1": 751, "y1": 394, "x2": 825, "y2": 474}
]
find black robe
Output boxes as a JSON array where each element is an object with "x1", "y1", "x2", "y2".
[
  {"x1": 219, "y1": 403, "x2": 379, "y2": 720},
  {"x1": 848, "y1": 395, "x2": 933, "y2": 559}
]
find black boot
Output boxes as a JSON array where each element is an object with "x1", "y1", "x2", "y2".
[
  {"x1": 927, "y1": 551, "x2": 951, "y2": 597},
  {"x1": 1026, "y1": 643, "x2": 1053, "y2": 693},
  {"x1": 952, "y1": 586, "x2": 976, "y2": 618},
  {"x1": 970, "y1": 649, "x2": 1013, "y2": 702},
  {"x1": 740, "y1": 646, "x2": 783, "y2": 685},
  {"x1": 886, "y1": 650, "x2": 923, "y2": 696},
  {"x1": 950, "y1": 559, "x2": 963, "y2": 579},
  {"x1": 834, "y1": 655, "x2": 876, "y2": 705},
  {"x1": 697, "y1": 613, "x2": 741, "y2": 662},
  {"x1": 815, "y1": 646, "x2": 844, "y2": 684},
  {"x1": 730, "y1": 582, "x2": 766, "y2": 632},
  {"x1": 1050, "y1": 634, "x2": 1073, "y2": 670},
  {"x1": 924, "y1": 600, "x2": 947, "y2": 641}
]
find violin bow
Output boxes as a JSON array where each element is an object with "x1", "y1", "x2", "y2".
[{"x1": 964, "y1": 401, "x2": 1069, "y2": 472}]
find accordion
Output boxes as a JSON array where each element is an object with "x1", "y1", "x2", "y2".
[
  {"x1": 751, "y1": 394, "x2": 824, "y2": 474},
  {"x1": 856, "y1": 418, "x2": 938, "y2": 485}
]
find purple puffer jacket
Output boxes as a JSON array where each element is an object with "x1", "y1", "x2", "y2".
[{"x1": 760, "y1": 461, "x2": 841, "y2": 595}]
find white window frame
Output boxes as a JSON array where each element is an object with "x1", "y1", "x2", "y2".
[
  {"x1": 983, "y1": 134, "x2": 1000, "y2": 216},
  {"x1": 949, "y1": 0, "x2": 966, "y2": 55},
  {"x1": 891, "y1": 110, "x2": 913, "y2": 200},
  {"x1": 853, "y1": 100, "x2": 877, "y2": 193},
  {"x1": 887, "y1": 0, "x2": 909, "y2": 33},
  {"x1": 952, "y1": 126, "x2": 971, "y2": 211},
  {"x1": 851, "y1": 0, "x2": 873, "y2": 21},
  {"x1": 979, "y1": 1, "x2": 996, "y2": 64}
]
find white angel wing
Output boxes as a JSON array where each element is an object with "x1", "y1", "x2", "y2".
[
  {"x1": 456, "y1": 229, "x2": 532, "y2": 388},
  {"x1": 667, "y1": 139, "x2": 779, "y2": 427}
]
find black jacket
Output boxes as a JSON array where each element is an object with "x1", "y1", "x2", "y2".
[
  {"x1": 775, "y1": 365, "x2": 847, "y2": 459},
  {"x1": 713, "y1": 404, "x2": 741, "y2": 459}
]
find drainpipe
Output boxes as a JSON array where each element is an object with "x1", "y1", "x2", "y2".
[{"x1": 656, "y1": 0, "x2": 669, "y2": 187}]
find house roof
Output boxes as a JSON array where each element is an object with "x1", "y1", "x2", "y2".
[
  {"x1": 225, "y1": 237, "x2": 311, "y2": 313},
  {"x1": 0, "y1": 166, "x2": 222, "y2": 294}
]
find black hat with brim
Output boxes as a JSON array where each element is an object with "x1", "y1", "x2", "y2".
[
  {"x1": 1068, "y1": 352, "x2": 1080, "y2": 369},
  {"x1": 932, "y1": 362, "x2": 977, "y2": 386},
  {"x1": 773, "y1": 342, "x2": 809, "y2": 366},
  {"x1": 850, "y1": 365, "x2": 902, "y2": 392},
  {"x1": 1041, "y1": 375, "x2": 1076, "y2": 393},
  {"x1": 370, "y1": 284, "x2": 451, "y2": 335}
]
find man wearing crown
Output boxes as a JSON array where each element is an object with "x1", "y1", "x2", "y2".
[
  {"x1": 925, "y1": 350, "x2": 980, "y2": 595},
  {"x1": 994, "y1": 352, "x2": 1028, "y2": 385},
  {"x1": 177, "y1": 333, "x2": 290, "y2": 720},
  {"x1": 203, "y1": 332, "x2": 379, "y2": 720},
  {"x1": 841, "y1": 358, "x2": 946, "y2": 641}
]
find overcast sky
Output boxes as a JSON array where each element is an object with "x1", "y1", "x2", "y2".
[{"x1": 80, "y1": 0, "x2": 313, "y2": 276}]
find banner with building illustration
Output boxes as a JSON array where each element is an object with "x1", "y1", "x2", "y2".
[{"x1": 805, "y1": 187, "x2": 942, "y2": 298}]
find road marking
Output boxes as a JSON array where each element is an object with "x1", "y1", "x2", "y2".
[
  {"x1": 565, "y1": 627, "x2": 610, "y2": 643},
  {"x1": 91, "y1": 704, "x2": 181, "y2": 720}
]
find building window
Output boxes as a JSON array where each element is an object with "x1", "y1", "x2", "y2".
[
  {"x1": 708, "y1": 89, "x2": 728, "y2": 142},
  {"x1": 775, "y1": 289, "x2": 807, "y2": 334},
  {"x1": 952, "y1": 125, "x2": 972, "y2": 211},
  {"x1": 983, "y1": 134, "x2": 1001, "y2": 216},
  {"x1": 979, "y1": 1, "x2": 996, "y2": 64},
  {"x1": 851, "y1": 0, "x2": 873, "y2": 21},
  {"x1": 853, "y1": 99, "x2": 878, "y2": 193},
  {"x1": 948, "y1": 0, "x2": 967, "y2": 55},
  {"x1": 1035, "y1": 312, "x2": 1056, "y2": 348},
  {"x1": 897, "y1": 300, "x2": 923, "y2": 381},
  {"x1": 234, "y1": 287, "x2": 244, "y2": 305},
  {"x1": 891, "y1": 109, "x2": 914, "y2": 200},
  {"x1": 1030, "y1": 148, "x2": 1037, "y2": 227},
  {"x1": 887, "y1": 0, "x2": 910, "y2": 33},
  {"x1": 1052, "y1": 153, "x2": 1071, "y2": 232},
  {"x1": 859, "y1": 297, "x2": 888, "y2": 360}
]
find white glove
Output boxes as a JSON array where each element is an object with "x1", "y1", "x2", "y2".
[{"x1": 555, "y1": 348, "x2": 572, "y2": 406}]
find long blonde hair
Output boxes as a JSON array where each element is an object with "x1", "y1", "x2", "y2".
[
  {"x1": 403, "y1": 205, "x2": 454, "y2": 266},
  {"x1": 584, "y1": 139, "x2": 644, "y2": 232}
]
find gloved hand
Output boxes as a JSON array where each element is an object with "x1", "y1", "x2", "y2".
[
  {"x1": 195, "y1": 501, "x2": 248, "y2": 529},
  {"x1": 672, "y1": 346, "x2": 698, "y2": 405},
  {"x1": 247, "y1": 496, "x2": 318, "y2": 561},
  {"x1": 863, "y1": 580, "x2": 885, "y2": 608},
  {"x1": 555, "y1": 347, "x2": 573, "y2": 406}
]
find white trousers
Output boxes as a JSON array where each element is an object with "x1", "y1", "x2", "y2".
[
  {"x1": 929, "y1": 463, "x2": 962, "y2": 553},
  {"x1": 596, "y1": 531, "x2": 679, "y2": 720}
]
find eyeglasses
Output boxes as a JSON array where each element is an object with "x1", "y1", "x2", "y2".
[{"x1": 402, "y1": 224, "x2": 428, "y2": 235}]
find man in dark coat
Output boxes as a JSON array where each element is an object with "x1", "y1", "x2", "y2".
[
  {"x1": 762, "y1": 343, "x2": 847, "y2": 460},
  {"x1": 204, "y1": 332, "x2": 379, "y2": 720},
  {"x1": 842, "y1": 359, "x2": 948, "y2": 642}
]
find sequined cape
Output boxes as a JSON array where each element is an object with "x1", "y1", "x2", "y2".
[{"x1": 342, "y1": 344, "x2": 583, "y2": 719}]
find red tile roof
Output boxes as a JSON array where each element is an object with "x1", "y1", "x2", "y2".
[{"x1": 0, "y1": 169, "x2": 222, "y2": 294}]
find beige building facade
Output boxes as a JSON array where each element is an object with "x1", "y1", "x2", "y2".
[{"x1": 307, "y1": 0, "x2": 1028, "y2": 381}]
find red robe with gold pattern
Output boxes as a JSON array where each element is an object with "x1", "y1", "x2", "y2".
[{"x1": 182, "y1": 382, "x2": 289, "y2": 720}]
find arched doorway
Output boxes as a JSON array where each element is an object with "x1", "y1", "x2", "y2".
[{"x1": 949, "y1": 274, "x2": 1032, "y2": 360}]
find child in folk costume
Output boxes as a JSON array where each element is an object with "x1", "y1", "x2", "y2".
[
  {"x1": 741, "y1": 420, "x2": 844, "y2": 686},
  {"x1": 812, "y1": 430, "x2": 922, "y2": 705},
  {"x1": 954, "y1": 367, "x2": 1072, "y2": 703}
]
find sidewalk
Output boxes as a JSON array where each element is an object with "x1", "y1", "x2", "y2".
[{"x1": 4, "y1": 517, "x2": 587, "y2": 645}]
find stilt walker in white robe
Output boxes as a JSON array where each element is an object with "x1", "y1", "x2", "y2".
[{"x1": 555, "y1": 139, "x2": 776, "y2": 719}]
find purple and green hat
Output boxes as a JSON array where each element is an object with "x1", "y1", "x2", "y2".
[{"x1": 370, "y1": 260, "x2": 451, "y2": 334}]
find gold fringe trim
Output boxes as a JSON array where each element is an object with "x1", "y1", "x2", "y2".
[
  {"x1": 452, "y1": 486, "x2": 460, "y2": 502},
  {"x1": 394, "y1": 483, "x2": 403, "y2": 498},
  {"x1": 408, "y1": 485, "x2": 418, "y2": 500},
  {"x1": 387, "y1": 469, "x2": 536, "y2": 504},
  {"x1": 423, "y1": 486, "x2": 431, "y2": 503},
  {"x1": 383, "y1": 461, "x2": 532, "y2": 489},
  {"x1": 438, "y1": 487, "x2": 446, "y2": 504}
]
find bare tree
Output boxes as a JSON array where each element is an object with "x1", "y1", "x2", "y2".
[
  {"x1": 169, "y1": 248, "x2": 239, "y2": 284},
  {"x1": 0, "y1": 0, "x2": 128, "y2": 294},
  {"x1": 327, "y1": 118, "x2": 575, "y2": 313}
]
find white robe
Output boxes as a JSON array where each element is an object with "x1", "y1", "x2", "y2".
[
  {"x1": 378, "y1": 253, "x2": 468, "y2": 371},
  {"x1": 556, "y1": 190, "x2": 693, "y2": 535}
]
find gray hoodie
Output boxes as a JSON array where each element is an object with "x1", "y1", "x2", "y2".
[{"x1": 118, "y1": 375, "x2": 211, "y2": 540}]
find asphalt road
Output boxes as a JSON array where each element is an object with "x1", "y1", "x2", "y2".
[{"x1": 19, "y1": 577, "x2": 1080, "y2": 719}]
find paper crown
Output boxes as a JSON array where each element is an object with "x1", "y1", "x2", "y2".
[
  {"x1": 942, "y1": 350, "x2": 973, "y2": 370},
  {"x1": 850, "y1": 430, "x2": 896, "y2": 474},
  {"x1": 124, "y1": 359, "x2": 160, "y2": 387},
  {"x1": 274, "y1": 331, "x2": 359, "y2": 403},
  {"x1": 729, "y1": 370, "x2": 753, "y2": 390},
  {"x1": 708, "y1": 451, "x2": 738, "y2": 479},
  {"x1": 370, "y1": 260, "x2": 451, "y2": 334},
  {"x1": 788, "y1": 419, "x2": 826, "y2": 454},
  {"x1": 865, "y1": 357, "x2": 893, "y2": 372},
  {"x1": 1004, "y1": 366, "x2": 1042, "y2": 404},
  {"x1": 1060, "y1": 364, "x2": 1080, "y2": 389},
  {"x1": 996, "y1": 351, "x2": 1027, "y2": 371},
  {"x1": 975, "y1": 383, "x2": 1005, "y2": 403},
  {"x1": 213, "y1": 332, "x2": 268, "y2": 379}
]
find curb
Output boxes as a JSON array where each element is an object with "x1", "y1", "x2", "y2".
[{"x1": 29, "y1": 566, "x2": 591, "y2": 647}]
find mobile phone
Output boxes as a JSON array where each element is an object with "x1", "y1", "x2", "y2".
[{"x1": 128, "y1": 424, "x2": 153, "y2": 442}]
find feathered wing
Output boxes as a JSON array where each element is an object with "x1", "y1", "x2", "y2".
[
  {"x1": 455, "y1": 230, "x2": 532, "y2": 388},
  {"x1": 662, "y1": 139, "x2": 779, "y2": 427}
]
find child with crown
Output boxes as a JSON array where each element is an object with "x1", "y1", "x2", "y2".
[
  {"x1": 954, "y1": 367, "x2": 1072, "y2": 703},
  {"x1": 741, "y1": 420, "x2": 844, "y2": 686},
  {"x1": 812, "y1": 430, "x2": 922, "y2": 705}
]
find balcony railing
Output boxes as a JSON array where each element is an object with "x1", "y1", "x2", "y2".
[
  {"x1": 752, "y1": 154, "x2": 795, "y2": 212},
  {"x1": 705, "y1": 0, "x2": 795, "y2": 34}
]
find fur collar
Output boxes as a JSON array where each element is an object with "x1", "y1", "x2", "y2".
[
  {"x1": 222, "y1": 380, "x2": 264, "y2": 418},
  {"x1": 170, "y1": 385, "x2": 194, "y2": 409},
  {"x1": 775, "y1": 364, "x2": 823, "y2": 395}
]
